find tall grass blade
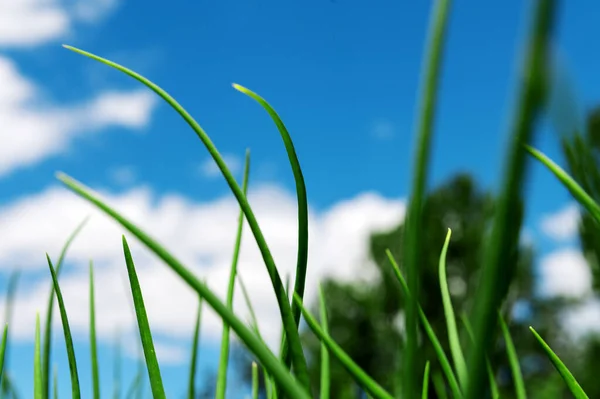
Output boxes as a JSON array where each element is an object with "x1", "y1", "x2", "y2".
[
  {"x1": 386, "y1": 250, "x2": 463, "y2": 399},
  {"x1": 461, "y1": 314, "x2": 499, "y2": 399},
  {"x1": 402, "y1": 0, "x2": 452, "y2": 394},
  {"x1": 187, "y1": 296, "x2": 202, "y2": 399},
  {"x1": 529, "y1": 327, "x2": 588, "y2": 399},
  {"x1": 318, "y1": 284, "x2": 330, "y2": 399},
  {"x1": 215, "y1": 149, "x2": 250, "y2": 399},
  {"x1": 293, "y1": 294, "x2": 394, "y2": 399},
  {"x1": 252, "y1": 362, "x2": 259, "y2": 399},
  {"x1": 432, "y1": 372, "x2": 448, "y2": 399},
  {"x1": 0, "y1": 326, "x2": 7, "y2": 384},
  {"x1": 421, "y1": 361, "x2": 431, "y2": 399},
  {"x1": 89, "y1": 261, "x2": 100, "y2": 399},
  {"x1": 499, "y1": 312, "x2": 526, "y2": 399},
  {"x1": 62, "y1": 45, "x2": 310, "y2": 390},
  {"x1": 43, "y1": 217, "x2": 89, "y2": 399},
  {"x1": 113, "y1": 332, "x2": 121, "y2": 399},
  {"x1": 125, "y1": 369, "x2": 142, "y2": 399},
  {"x1": 466, "y1": 1, "x2": 557, "y2": 398},
  {"x1": 1, "y1": 270, "x2": 19, "y2": 399},
  {"x1": 53, "y1": 366, "x2": 58, "y2": 399},
  {"x1": 438, "y1": 228, "x2": 467, "y2": 389},
  {"x1": 56, "y1": 173, "x2": 310, "y2": 399},
  {"x1": 34, "y1": 314, "x2": 42, "y2": 399},
  {"x1": 47, "y1": 255, "x2": 81, "y2": 399},
  {"x1": 121, "y1": 236, "x2": 166, "y2": 399},
  {"x1": 233, "y1": 84, "x2": 310, "y2": 372}
]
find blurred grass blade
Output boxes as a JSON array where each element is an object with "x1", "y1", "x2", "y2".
[
  {"x1": 34, "y1": 314, "x2": 42, "y2": 399},
  {"x1": 0, "y1": 326, "x2": 7, "y2": 383},
  {"x1": 252, "y1": 362, "x2": 259, "y2": 399},
  {"x1": 461, "y1": 314, "x2": 499, "y2": 399},
  {"x1": 525, "y1": 145, "x2": 600, "y2": 223},
  {"x1": 386, "y1": 250, "x2": 463, "y2": 399},
  {"x1": 530, "y1": 327, "x2": 588, "y2": 399},
  {"x1": 125, "y1": 368, "x2": 142, "y2": 399},
  {"x1": 56, "y1": 173, "x2": 310, "y2": 399},
  {"x1": 89, "y1": 261, "x2": 100, "y2": 399},
  {"x1": 233, "y1": 84, "x2": 310, "y2": 372},
  {"x1": 1, "y1": 270, "x2": 19, "y2": 399},
  {"x1": 402, "y1": 0, "x2": 452, "y2": 396},
  {"x1": 293, "y1": 294, "x2": 394, "y2": 399},
  {"x1": 53, "y1": 366, "x2": 58, "y2": 399},
  {"x1": 121, "y1": 236, "x2": 166, "y2": 399},
  {"x1": 47, "y1": 254, "x2": 81, "y2": 399},
  {"x1": 422, "y1": 361, "x2": 431, "y2": 399},
  {"x1": 466, "y1": 1, "x2": 557, "y2": 398},
  {"x1": 43, "y1": 217, "x2": 89, "y2": 399},
  {"x1": 432, "y1": 371, "x2": 448, "y2": 399},
  {"x1": 499, "y1": 312, "x2": 526, "y2": 399},
  {"x1": 438, "y1": 228, "x2": 467, "y2": 389},
  {"x1": 187, "y1": 295, "x2": 202, "y2": 399},
  {"x1": 318, "y1": 284, "x2": 330, "y2": 399},
  {"x1": 216, "y1": 149, "x2": 250, "y2": 399},
  {"x1": 113, "y1": 332, "x2": 121, "y2": 399},
  {"x1": 62, "y1": 45, "x2": 310, "y2": 390}
]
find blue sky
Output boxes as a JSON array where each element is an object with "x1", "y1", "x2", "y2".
[{"x1": 1, "y1": 0, "x2": 599, "y2": 397}]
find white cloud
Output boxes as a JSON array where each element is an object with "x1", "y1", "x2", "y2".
[
  {"x1": 540, "y1": 203, "x2": 580, "y2": 241},
  {"x1": 538, "y1": 248, "x2": 592, "y2": 298},
  {"x1": 0, "y1": 56, "x2": 157, "y2": 176},
  {"x1": 0, "y1": 182, "x2": 405, "y2": 362},
  {"x1": 200, "y1": 154, "x2": 242, "y2": 179},
  {"x1": 562, "y1": 298, "x2": 600, "y2": 341}
]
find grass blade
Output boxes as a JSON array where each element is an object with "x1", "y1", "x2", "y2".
[
  {"x1": 461, "y1": 314, "x2": 499, "y2": 399},
  {"x1": 252, "y1": 362, "x2": 259, "y2": 399},
  {"x1": 89, "y1": 261, "x2": 100, "y2": 399},
  {"x1": 293, "y1": 294, "x2": 394, "y2": 399},
  {"x1": 233, "y1": 84, "x2": 310, "y2": 373},
  {"x1": 47, "y1": 255, "x2": 81, "y2": 399},
  {"x1": 525, "y1": 145, "x2": 600, "y2": 223},
  {"x1": 385, "y1": 250, "x2": 463, "y2": 399},
  {"x1": 215, "y1": 149, "x2": 250, "y2": 399},
  {"x1": 121, "y1": 236, "x2": 166, "y2": 399},
  {"x1": 57, "y1": 173, "x2": 310, "y2": 399},
  {"x1": 1, "y1": 270, "x2": 20, "y2": 399},
  {"x1": 499, "y1": 312, "x2": 526, "y2": 399},
  {"x1": 43, "y1": 217, "x2": 89, "y2": 399},
  {"x1": 466, "y1": 1, "x2": 557, "y2": 397},
  {"x1": 0, "y1": 326, "x2": 7, "y2": 383},
  {"x1": 53, "y1": 366, "x2": 58, "y2": 399},
  {"x1": 438, "y1": 228, "x2": 467, "y2": 389},
  {"x1": 318, "y1": 284, "x2": 330, "y2": 399},
  {"x1": 432, "y1": 371, "x2": 448, "y2": 399},
  {"x1": 62, "y1": 45, "x2": 310, "y2": 391},
  {"x1": 529, "y1": 326, "x2": 588, "y2": 399},
  {"x1": 34, "y1": 314, "x2": 42, "y2": 399},
  {"x1": 187, "y1": 296, "x2": 202, "y2": 399},
  {"x1": 422, "y1": 361, "x2": 431, "y2": 399},
  {"x1": 113, "y1": 332, "x2": 121, "y2": 399}
]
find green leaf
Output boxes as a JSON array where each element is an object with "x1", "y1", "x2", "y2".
[
  {"x1": 121, "y1": 236, "x2": 166, "y2": 399},
  {"x1": 530, "y1": 326, "x2": 589, "y2": 399},
  {"x1": 499, "y1": 313, "x2": 526, "y2": 399},
  {"x1": 89, "y1": 261, "x2": 100, "y2": 399},
  {"x1": 0, "y1": 326, "x2": 7, "y2": 387},
  {"x1": 43, "y1": 217, "x2": 89, "y2": 399},
  {"x1": 402, "y1": 0, "x2": 452, "y2": 395},
  {"x1": 62, "y1": 45, "x2": 310, "y2": 391},
  {"x1": 422, "y1": 361, "x2": 431, "y2": 399},
  {"x1": 56, "y1": 173, "x2": 310, "y2": 399},
  {"x1": 293, "y1": 294, "x2": 394, "y2": 399},
  {"x1": 252, "y1": 362, "x2": 259, "y2": 399},
  {"x1": 47, "y1": 255, "x2": 81, "y2": 399},
  {"x1": 438, "y1": 228, "x2": 467, "y2": 389},
  {"x1": 466, "y1": 1, "x2": 557, "y2": 397},
  {"x1": 34, "y1": 314, "x2": 42, "y2": 399},
  {"x1": 216, "y1": 149, "x2": 250, "y2": 399},
  {"x1": 187, "y1": 295, "x2": 202, "y2": 399},
  {"x1": 318, "y1": 284, "x2": 330, "y2": 399}
]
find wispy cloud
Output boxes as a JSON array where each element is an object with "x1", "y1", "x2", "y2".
[
  {"x1": 540, "y1": 203, "x2": 580, "y2": 241},
  {"x1": 538, "y1": 248, "x2": 591, "y2": 298}
]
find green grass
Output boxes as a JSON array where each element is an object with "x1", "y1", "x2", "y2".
[{"x1": 5, "y1": 0, "x2": 600, "y2": 397}]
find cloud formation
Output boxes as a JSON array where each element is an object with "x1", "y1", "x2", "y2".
[{"x1": 540, "y1": 203, "x2": 580, "y2": 241}]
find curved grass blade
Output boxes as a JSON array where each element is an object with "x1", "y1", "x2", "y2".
[
  {"x1": 252, "y1": 362, "x2": 259, "y2": 399},
  {"x1": 438, "y1": 228, "x2": 467, "y2": 389},
  {"x1": 467, "y1": 1, "x2": 557, "y2": 398},
  {"x1": 121, "y1": 236, "x2": 166, "y2": 399},
  {"x1": 461, "y1": 314, "x2": 499, "y2": 399},
  {"x1": 385, "y1": 250, "x2": 463, "y2": 399},
  {"x1": 529, "y1": 326, "x2": 588, "y2": 399},
  {"x1": 318, "y1": 284, "x2": 330, "y2": 399},
  {"x1": 216, "y1": 149, "x2": 250, "y2": 399},
  {"x1": 293, "y1": 294, "x2": 394, "y2": 399},
  {"x1": 1, "y1": 270, "x2": 20, "y2": 399},
  {"x1": 53, "y1": 366, "x2": 58, "y2": 399},
  {"x1": 62, "y1": 45, "x2": 310, "y2": 390},
  {"x1": 499, "y1": 312, "x2": 526, "y2": 399},
  {"x1": 432, "y1": 371, "x2": 448, "y2": 399},
  {"x1": 422, "y1": 361, "x2": 431, "y2": 399},
  {"x1": 233, "y1": 84, "x2": 310, "y2": 370},
  {"x1": 525, "y1": 145, "x2": 600, "y2": 223},
  {"x1": 34, "y1": 314, "x2": 42, "y2": 399},
  {"x1": 47, "y1": 254, "x2": 81, "y2": 399},
  {"x1": 43, "y1": 217, "x2": 89, "y2": 399},
  {"x1": 0, "y1": 326, "x2": 7, "y2": 382},
  {"x1": 187, "y1": 296, "x2": 202, "y2": 399},
  {"x1": 56, "y1": 173, "x2": 310, "y2": 399},
  {"x1": 403, "y1": 0, "x2": 452, "y2": 395},
  {"x1": 89, "y1": 261, "x2": 100, "y2": 399}
]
